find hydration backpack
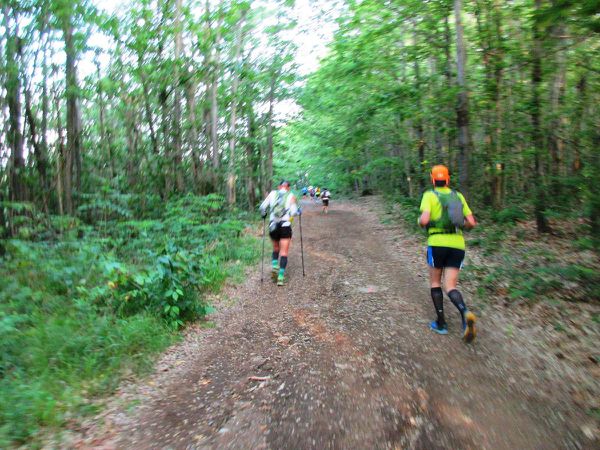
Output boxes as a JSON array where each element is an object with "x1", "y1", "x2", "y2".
[
  {"x1": 272, "y1": 191, "x2": 291, "y2": 222},
  {"x1": 430, "y1": 190, "x2": 464, "y2": 234}
]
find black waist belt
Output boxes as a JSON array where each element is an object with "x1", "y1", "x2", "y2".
[{"x1": 429, "y1": 230, "x2": 459, "y2": 236}]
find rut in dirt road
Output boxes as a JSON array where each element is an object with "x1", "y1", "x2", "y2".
[{"x1": 93, "y1": 198, "x2": 590, "y2": 450}]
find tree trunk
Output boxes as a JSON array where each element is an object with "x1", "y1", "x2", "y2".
[
  {"x1": 202, "y1": 106, "x2": 212, "y2": 193},
  {"x1": 210, "y1": 20, "x2": 223, "y2": 174},
  {"x1": 172, "y1": 0, "x2": 185, "y2": 193},
  {"x1": 226, "y1": 11, "x2": 247, "y2": 206},
  {"x1": 55, "y1": 89, "x2": 65, "y2": 217},
  {"x1": 95, "y1": 57, "x2": 114, "y2": 180},
  {"x1": 413, "y1": 28, "x2": 425, "y2": 192},
  {"x1": 41, "y1": 18, "x2": 50, "y2": 190},
  {"x1": 64, "y1": 18, "x2": 82, "y2": 214},
  {"x1": 24, "y1": 78, "x2": 50, "y2": 213},
  {"x1": 185, "y1": 79, "x2": 201, "y2": 191},
  {"x1": 443, "y1": 13, "x2": 455, "y2": 168},
  {"x1": 492, "y1": 0, "x2": 505, "y2": 208},
  {"x1": 4, "y1": 7, "x2": 26, "y2": 205},
  {"x1": 245, "y1": 107, "x2": 258, "y2": 208},
  {"x1": 571, "y1": 74, "x2": 586, "y2": 175},
  {"x1": 548, "y1": 24, "x2": 567, "y2": 198},
  {"x1": 531, "y1": 0, "x2": 551, "y2": 232},
  {"x1": 123, "y1": 95, "x2": 138, "y2": 188},
  {"x1": 453, "y1": 0, "x2": 472, "y2": 196},
  {"x1": 138, "y1": 55, "x2": 160, "y2": 157},
  {"x1": 266, "y1": 71, "x2": 276, "y2": 194}
]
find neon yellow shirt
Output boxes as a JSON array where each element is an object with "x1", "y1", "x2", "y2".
[{"x1": 419, "y1": 187, "x2": 473, "y2": 250}]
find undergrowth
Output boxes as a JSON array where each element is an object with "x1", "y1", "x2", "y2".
[{"x1": 0, "y1": 194, "x2": 260, "y2": 447}]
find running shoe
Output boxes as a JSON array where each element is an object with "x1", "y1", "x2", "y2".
[
  {"x1": 430, "y1": 320, "x2": 448, "y2": 335},
  {"x1": 271, "y1": 266, "x2": 279, "y2": 281},
  {"x1": 277, "y1": 274, "x2": 285, "y2": 286},
  {"x1": 463, "y1": 311, "x2": 477, "y2": 343}
]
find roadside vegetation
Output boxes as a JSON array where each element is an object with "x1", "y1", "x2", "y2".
[{"x1": 0, "y1": 193, "x2": 259, "y2": 446}]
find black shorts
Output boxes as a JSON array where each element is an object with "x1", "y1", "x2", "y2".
[
  {"x1": 270, "y1": 224, "x2": 292, "y2": 241},
  {"x1": 427, "y1": 246, "x2": 465, "y2": 269},
  {"x1": 322, "y1": 199, "x2": 329, "y2": 206}
]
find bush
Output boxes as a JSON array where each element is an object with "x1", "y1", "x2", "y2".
[
  {"x1": 492, "y1": 206, "x2": 527, "y2": 225},
  {"x1": 0, "y1": 194, "x2": 260, "y2": 446}
]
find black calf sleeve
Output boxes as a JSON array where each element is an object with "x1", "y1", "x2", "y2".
[
  {"x1": 448, "y1": 289, "x2": 467, "y2": 315},
  {"x1": 430, "y1": 287, "x2": 445, "y2": 326},
  {"x1": 272, "y1": 251, "x2": 279, "y2": 261},
  {"x1": 280, "y1": 256, "x2": 288, "y2": 270}
]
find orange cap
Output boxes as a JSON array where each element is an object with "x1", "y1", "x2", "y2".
[{"x1": 431, "y1": 165, "x2": 450, "y2": 186}]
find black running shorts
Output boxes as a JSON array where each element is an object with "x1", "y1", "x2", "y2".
[
  {"x1": 427, "y1": 246, "x2": 465, "y2": 269},
  {"x1": 270, "y1": 224, "x2": 292, "y2": 241},
  {"x1": 322, "y1": 199, "x2": 329, "y2": 206}
]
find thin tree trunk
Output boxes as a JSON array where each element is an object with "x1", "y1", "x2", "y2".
[
  {"x1": 95, "y1": 57, "x2": 114, "y2": 180},
  {"x1": 123, "y1": 96, "x2": 138, "y2": 188},
  {"x1": 202, "y1": 106, "x2": 212, "y2": 193},
  {"x1": 227, "y1": 12, "x2": 247, "y2": 206},
  {"x1": 531, "y1": 0, "x2": 551, "y2": 232},
  {"x1": 245, "y1": 106, "x2": 258, "y2": 208},
  {"x1": 413, "y1": 28, "x2": 425, "y2": 192},
  {"x1": 210, "y1": 20, "x2": 223, "y2": 173},
  {"x1": 210, "y1": 79, "x2": 220, "y2": 172},
  {"x1": 453, "y1": 0, "x2": 472, "y2": 196},
  {"x1": 4, "y1": 7, "x2": 26, "y2": 204},
  {"x1": 571, "y1": 74, "x2": 586, "y2": 175},
  {"x1": 64, "y1": 18, "x2": 82, "y2": 214},
  {"x1": 266, "y1": 71, "x2": 276, "y2": 194},
  {"x1": 185, "y1": 79, "x2": 201, "y2": 191},
  {"x1": 55, "y1": 89, "x2": 65, "y2": 217},
  {"x1": 41, "y1": 18, "x2": 50, "y2": 183},
  {"x1": 24, "y1": 79, "x2": 50, "y2": 213},
  {"x1": 492, "y1": 0, "x2": 505, "y2": 207},
  {"x1": 138, "y1": 55, "x2": 160, "y2": 157},
  {"x1": 173, "y1": 0, "x2": 185, "y2": 193},
  {"x1": 548, "y1": 24, "x2": 566, "y2": 197},
  {"x1": 443, "y1": 14, "x2": 455, "y2": 169}
]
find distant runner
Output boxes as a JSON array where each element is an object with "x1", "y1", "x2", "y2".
[
  {"x1": 315, "y1": 187, "x2": 321, "y2": 199},
  {"x1": 301, "y1": 186, "x2": 308, "y2": 198},
  {"x1": 260, "y1": 180, "x2": 301, "y2": 286},
  {"x1": 321, "y1": 188, "x2": 331, "y2": 214},
  {"x1": 418, "y1": 165, "x2": 477, "y2": 342},
  {"x1": 309, "y1": 186, "x2": 315, "y2": 201}
]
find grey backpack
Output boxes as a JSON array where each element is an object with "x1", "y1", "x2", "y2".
[{"x1": 431, "y1": 190, "x2": 464, "y2": 233}]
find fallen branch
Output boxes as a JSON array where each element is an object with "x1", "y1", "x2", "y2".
[{"x1": 248, "y1": 376, "x2": 271, "y2": 382}]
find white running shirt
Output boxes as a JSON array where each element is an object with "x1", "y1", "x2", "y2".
[{"x1": 259, "y1": 190, "x2": 299, "y2": 227}]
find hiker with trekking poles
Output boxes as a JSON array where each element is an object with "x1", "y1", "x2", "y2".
[
  {"x1": 418, "y1": 165, "x2": 478, "y2": 343},
  {"x1": 259, "y1": 180, "x2": 304, "y2": 286}
]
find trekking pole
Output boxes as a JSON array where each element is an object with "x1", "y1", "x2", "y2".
[
  {"x1": 299, "y1": 213, "x2": 306, "y2": 277},
  {"x1": 260, "y1": 216, "x2": 266, "y2": 283}
]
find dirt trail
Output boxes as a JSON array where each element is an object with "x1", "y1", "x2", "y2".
[{"x1": 77, "y1": 198, "x2": 595, "y2": 450}]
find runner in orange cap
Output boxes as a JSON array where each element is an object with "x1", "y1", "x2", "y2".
[{"x1": 418, "y1": 165, "x2": 478, "y2": 342}]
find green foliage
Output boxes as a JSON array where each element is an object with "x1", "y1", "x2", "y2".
[
  {"x1": 492, "y1": 206, "x2": 528, "y2": 225},
  {"x1": 0, "y1": 195, "x2": 259, "y2": 446},
  {"x1": 280, "y1": 0, "x2": 600, "y2": 248},
  {"x1": 104, "y1": 243, "x2": 207, "y2": 329}
]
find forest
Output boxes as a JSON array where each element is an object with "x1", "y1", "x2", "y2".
[
  {"x1": 280, "y1": 0, "x2": 600, "y2": 242},
  {"x1": 1, "y1": 0, "x2": 599, "y2": 446}
]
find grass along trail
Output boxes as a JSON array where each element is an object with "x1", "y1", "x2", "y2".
[{"x1": 68, "y1": 198, "x2": 596, "y2": 449}]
